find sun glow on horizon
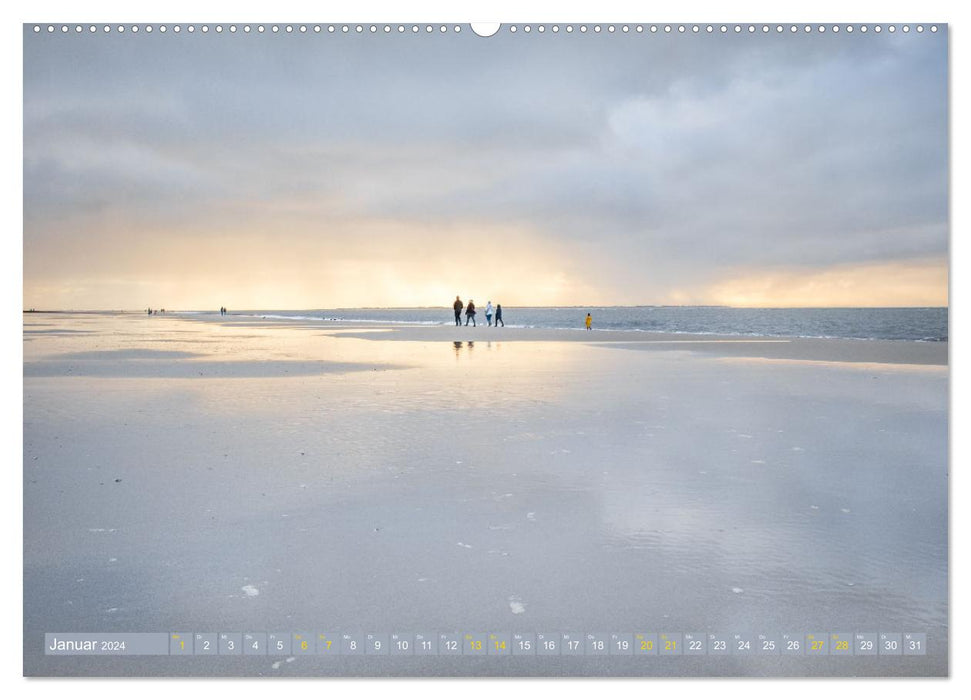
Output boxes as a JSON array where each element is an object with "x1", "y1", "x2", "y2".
[
  {"x1": 699, "y1": 258, "x2": 948, "y2": 309},
  {"x1": 23, "y1": 255, "x2": 949, "y2": 311}
]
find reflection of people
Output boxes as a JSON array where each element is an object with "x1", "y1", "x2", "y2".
[
  {"x1": 485, "y1": 301, "x2": 494, "y2": 326},
  {"x1": 453, "y1": 296, "x2": 463, "y2": 326},
  {"x1": 465, "y1": 299, "x2": 476, "y2": 326},
  {"x1": 495, "y1": 304, "x2": 504, "y2": 327},
  {"x1": 585, "y1": 313, "x2": 592, "y2": 330}
]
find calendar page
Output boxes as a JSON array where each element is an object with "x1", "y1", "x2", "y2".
[{"x1": 22, "y1": 18, "x2": 949, "y2": 678}]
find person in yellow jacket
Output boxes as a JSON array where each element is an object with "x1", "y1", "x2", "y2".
[{"x1": 585, "y1": 313, "x2": 592, "y2": 330}]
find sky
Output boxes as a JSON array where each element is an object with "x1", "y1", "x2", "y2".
[{"x1": 22, "y1": 23, "x2": 948, "y2": 309}]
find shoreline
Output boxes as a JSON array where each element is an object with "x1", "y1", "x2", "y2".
[
  {"x1": 155, "y1": 312, "x2": 949, "y2": 367},
  {"x1": 23, "y1": 308, "x2": 949, "y2": 343},
  {"x1": 23, "y1": 306, "x2": 949, "y2": 350},
  {"x1": 24, "y1": 311, "x2": 949, "y2": 366}
]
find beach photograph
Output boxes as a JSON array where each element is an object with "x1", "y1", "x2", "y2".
[{"x1": 21, "y1": 19, "x2": 948, "y2": 678}]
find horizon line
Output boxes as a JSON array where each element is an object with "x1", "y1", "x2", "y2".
[{"x1": 23, "y1": 305, "x2": 950, "y2": 313}]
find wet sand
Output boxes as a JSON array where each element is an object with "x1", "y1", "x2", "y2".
[{"x1": 23, "y1": 313, "x2": 948, "y2": 676}]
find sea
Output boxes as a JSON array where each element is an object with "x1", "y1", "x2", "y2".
[{"x1": 209, "y1": 306, "x2": 947, "y2": 342}]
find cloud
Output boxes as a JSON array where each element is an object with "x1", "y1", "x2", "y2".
[{"x1": 23, "y1": 28, "x2": 948, "y2": 308}]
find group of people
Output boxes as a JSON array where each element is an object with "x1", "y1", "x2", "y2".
[
  {"x1": 219, "y1": 306, "x2": 228, "y2": 316},
  {"x1": 146, "y1": 308, "x2": 166, "y2": 315},
  {"x1": 451, "y1": 297, "x2": 593, "y2": 330},
  {"x1": 453, "y1": 296, "x2": 504, "y2": 327}
]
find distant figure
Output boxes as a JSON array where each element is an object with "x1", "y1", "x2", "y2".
[
  {"x1": 485, "y1": 301, "x2": 494, "y2": 326},
  {"x1": 465, "y1": 299, "x2": 476, "y2": 326},
  {"x1": 495, "y1": 304, "x2": 504, "y2": 327},
  {"x1": 147, "y1": 308, "x2": 152, "y2": 316},
  {"x1": 453, "y1": 296, "x2": 464, "y2": 326},
  {"x1": 585, "y1": 313, "x2": 592, "y2": 330}
]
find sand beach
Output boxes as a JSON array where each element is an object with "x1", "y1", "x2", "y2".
[{"x1": 23, "y1": 312, "x2": 948, "y2": 676}]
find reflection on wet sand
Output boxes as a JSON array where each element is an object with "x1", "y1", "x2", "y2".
[{"x1": 22, "y1": 312, "x2": 948, "y2": 676}]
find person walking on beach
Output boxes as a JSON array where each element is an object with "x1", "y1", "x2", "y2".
[
  {"x1": 585, "y1": 313, "x2": 592, "y2": 331},
  {"x1": 495, "y1": 304, "x2": 504, "y2": 327},
  {"x1": 485, "y1": 301, "x2": 494, "y2": 326},
  {"x1": 465, "y1": 299, "x2": 477, "y2": 326},
  {"x1": 453, "y1": 296, "x2": 464, "y2": 326}
]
